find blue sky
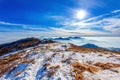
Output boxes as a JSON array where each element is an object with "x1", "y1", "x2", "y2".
[{"x1": 0, "y1": 0, "x2": 120, "y2": 42}]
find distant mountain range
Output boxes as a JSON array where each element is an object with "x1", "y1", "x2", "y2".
[
  {"x1": 50, "y1": 36, "x2": 83, "y2": 40},
  {"x1": 50, "y1": 36, "x2": 120, "y2": 52},
  {"x1": 81, "y1": 43, "x2": 120, "y2": 52}
]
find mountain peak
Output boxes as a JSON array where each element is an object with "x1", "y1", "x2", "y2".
[
  {"x1": 81, "y1": 43, "x2": 99, "y2": 48},
  {"x1": 51, "y1": 36, "x2": 82, "y2": 40}
]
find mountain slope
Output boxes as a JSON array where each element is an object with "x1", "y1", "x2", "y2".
[
  {"x1": 0, "y1": 39, "x2": 120, "y2": 80},
  {"x1": 0, "y1": 38, "x2": 55, "y2": 57},
  {"x1": 0, "y1": 38, "x2": 41, "y2": 56}
]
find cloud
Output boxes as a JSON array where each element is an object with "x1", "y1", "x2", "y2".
[
  {"x1": 48, "y1": 16, "x2": 66, "y2": 20},
  {"x1": 78, "y1": 0, "x2": 105, "y2": 9},
  {"x1": 0, "y1": 9, "x2": 120, "y2": 44},
  {"x1": 59, "y1": 10, "x2": 120, "y2": 36},
  {"x1": 0, "y1": 21, "x2": 26, "y2": 26},
  {"x1": 51, "y1": 27, "x2": 109, "y2": 36},
  {"x1": 112, "y1": 10, "x2": 120, "y2": 13},
  {"x1": 1, "y1": 10, "x2": 120, "y2": 37},
  {"x1": 0, "y1": 21, "x2": 50, "y2": 32}
]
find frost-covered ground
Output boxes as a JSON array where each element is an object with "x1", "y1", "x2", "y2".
[{"x1": 0, "y1": 42, "x2": 120, "y2": 80}]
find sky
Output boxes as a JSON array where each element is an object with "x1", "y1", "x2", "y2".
[{"x1": 0, "y1": 0, "x2": 120, "y2": 43}]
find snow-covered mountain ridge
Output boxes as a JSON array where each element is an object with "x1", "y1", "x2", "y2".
[{"x1": 0, "y1": 38, "x2": 120, "y2": 80}]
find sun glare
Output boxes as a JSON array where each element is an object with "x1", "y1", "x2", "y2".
[{"x1": 75, "y1": 9, "x2": 87, "y2": 20}]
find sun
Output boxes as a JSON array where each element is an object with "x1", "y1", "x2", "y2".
[{"x1": 75, "y1": 9, "x2": 87, "y2": 20}]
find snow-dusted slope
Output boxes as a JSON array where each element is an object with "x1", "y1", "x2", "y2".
[{"x1": 0, "y1": 42, "x2": 120, "y2": 80}]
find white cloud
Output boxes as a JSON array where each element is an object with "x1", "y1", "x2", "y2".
[
  {"x1": 0, "y1": 21, "x2": 51, "y2": 32},
  {"x1": 48, "y1": 16, "x2": 65, "y2": 20},
  {"x1": 0, "y1": 21, "x2": 26, "y2": 26},
  {"x1": 59, "y1": 10, "x2": 120, "y2": 36},
  {"x1": 51, "y1": 27, "x2": 109, "y2": 36},
  {"x1": 78, "y1": 0, "x2": 105, "y2": 9},
  {"x1": 0, "y1": 9, "x2": 120, "y2": 44},
  {"x1": 112, "y1": 10, "x2": 120, "y2": 13}
]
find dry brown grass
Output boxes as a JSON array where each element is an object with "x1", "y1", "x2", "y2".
[
  {"x1": 71, "y1": 61, "x2": 120, "y2": 80},
  {"x1": 86, "y1": 61, "x2": 94, "y2": 65},
  {"x1": 75, "y1": 73, "x2": 85, "y2": 80},
  {"x1": 47, "y1": 70, "x2": 55, "y2": 77},
  {"x1": 61, "y1": 58, "x2": 78, "y2": 65},
  {"x1": 47, "y1": 65, "x2": 60, "y2": 77},
  {"x1": 49, "y1": 65, "x2": 60, "y2": 70},
  {"x1": 72, "y1": 62, "x2": 88, "y2": 73},
  {"x1": 61, "y1": 58, "x2": 72, "y2": 63},
  {"x1": 14, "y1": 71, "x2": 23, "y2": 77},
  {"x1": 116, "y1": 57, "x2": 120, "y2": 60},
  {"x1": 0, "y1": 62, "x2": 17, "y2": 77},
  {"x1": 71, "y1": 62, "x2": 100, "y2": 74},
  {"x1": 44, "y1": 63, "x2": 50, "y2": 67},
  {"x1": 0, "y1": 50, "x2": 36, "y2": 77},
  {"x1": 94, "y1": 62, "x2": 120, "y2": 69},
  {"x1": 21, "y1": 59, "x2": 35, "y2": 64},
  {"x1": 88, "y1": 65, "x2": 100, "y2": 74},
  {"x1": 71, "y1": 62, "x2": 101, "y2": 80}
]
